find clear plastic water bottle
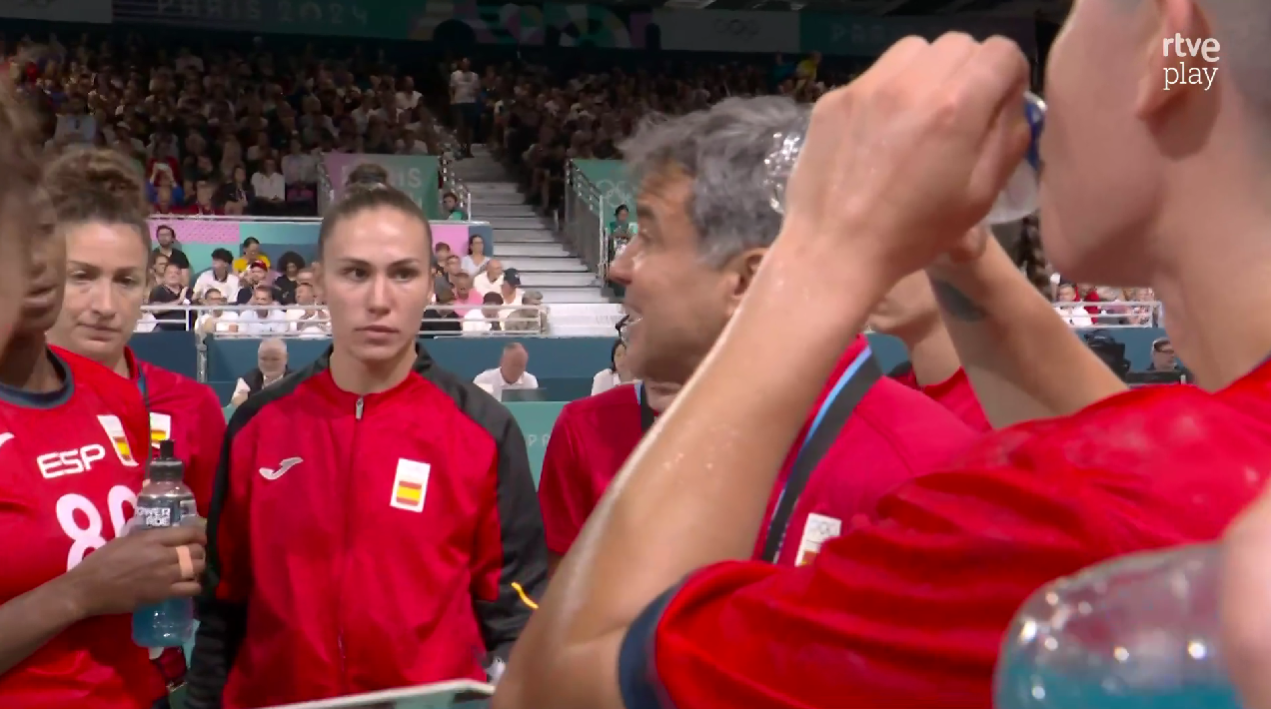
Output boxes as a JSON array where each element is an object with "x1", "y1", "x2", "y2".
[
  {"x1": 765, "y1": 92, "x2": 1047, "y2": 226},
  {"x1": 131, "y1": 440, "x2": 197, "y2": 648},
  {"x1": 994, "y1": 543, "x2": 1241, "y2": 709}
]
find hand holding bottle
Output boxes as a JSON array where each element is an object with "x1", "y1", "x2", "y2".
[{"x1": 64, "y1": 525, "x2": 206, "y2": 618}]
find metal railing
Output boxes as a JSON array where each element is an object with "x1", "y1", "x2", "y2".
[
  {"x1": 564, "y1": 161, "x2": 606, "y2": 278},
  {"x1": 138, "y1": 304, "x2": 548, "y2": 336},
  {"x1": 440, "y1": 155, "x2": 473, "y2": 219},
  {"x1": 316, "y1": 157, "x2": 336, "y2": 216}
]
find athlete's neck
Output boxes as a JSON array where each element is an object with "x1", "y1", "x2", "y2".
[
  {"x1": 0, "y1": 335, "x2": 61, "y2": 393},
  {"x1": 900, "y1": 325, "x2": 960, "y2": 389},
  {"x1": 1151, "y1": 212, "x2": 1271, "y2": 391},
  {"x1": 329, "y1": 343, "x2": 416, "y2": 396}
]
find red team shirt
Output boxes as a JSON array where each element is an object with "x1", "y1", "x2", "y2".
[
  {"x1": 126, "y1": 349, "x2": 226, "y2": 516},
  {"x1": 0, "y1": 347, "x2": 163, "y2": 709},
  {"x1": 539, "y1": 336, "x2": 977, "y2": 567},
  {"x1": 893, "y1": 365, "x2": 992, "y2": 432},
  {"x1": 617, "y1": 359, "x2": 1271, "y2": 709}
]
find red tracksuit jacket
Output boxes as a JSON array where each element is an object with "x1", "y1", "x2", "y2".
[{"x1": 184, "y1": 348, "x2": 547, "y2": 709}]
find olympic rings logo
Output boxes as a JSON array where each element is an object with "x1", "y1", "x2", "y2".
[{"x1": 713, "y1": 18, "x2": 760, "y2": 38}]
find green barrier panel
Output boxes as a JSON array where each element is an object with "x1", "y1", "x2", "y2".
[{"x1": 506, "y1": 402, "x2": 567, "y2": 488}]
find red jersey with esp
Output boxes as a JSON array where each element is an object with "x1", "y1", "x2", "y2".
[
  {"x1": 185, "y1": 348, "x2": 547, "y2": 709},
  {"x1": 127, "y1": 349, "x2": 226, "y2": 516},
  {"x1": 0, "y1": 347, "x2": 161, "y2": 709},
  {"x1": 617, "y1": 360, "x2": 1271, "y2": 709},
  {"x1": 538, "y1": 337, "x2": 976, "y2": 567}
]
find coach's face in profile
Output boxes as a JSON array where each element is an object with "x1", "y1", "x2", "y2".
[{"x1": 608, "y1": 167, "x2": 764, "y2": 386}]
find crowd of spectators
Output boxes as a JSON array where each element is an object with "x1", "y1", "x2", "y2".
[{"x1": 4, "y1": 31, "x2": 452, "y2": 218}]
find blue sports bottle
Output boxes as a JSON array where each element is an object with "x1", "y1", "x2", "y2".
[
  {"x1": 131, "y1": 440, "x2": 198, "y2": 648},
  {"x1": 995, "y1": 543, "x2": 1240, "y2": 709}
]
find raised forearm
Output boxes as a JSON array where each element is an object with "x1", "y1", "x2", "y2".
[{"x1": 927, "y1": 238, "x2": 1126, "y2": 427}]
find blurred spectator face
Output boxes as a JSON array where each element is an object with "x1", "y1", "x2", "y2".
[
  {"x1": 251, "y1": 284, "x2": 275, "y2": 310},
  {"x1": 499, "y1": 345, "x2": 528, "y2": 382},
  {"x1": 156, "y1": 226, "x2": 176, "y2": 248},
  {"x1": 445, "y1": 254, "x2": 461, "y2": 275},
  {"x1": 295, "y1": 283, "x2": 316, "y2": 305},
  {"x1": 243, "y1": 240, "x2": 261, "y2": 261},
  {"x1": 233, "y1": 165, "x2": 247, "y2": 184},
  {"x1": 156, "y1": 185, "x2": 173, "y2": 208},
  {"x1": 162, "y1": 264, "x2": 182, "y2": 288},
  {"x1": 435, "y1": 243, "x2": 452, "y2": 260},
  {"x1": 263, "y1": 158, "x2": 277, "y2": 174},
  {"x1": 615, "y1": 206, "x2": 629, "y2": 224},
  {"x1": 246, "y1": 263, "x2": 268, "y2": 285},
  {"x1": 443, "y1": 194, "x2": 457, "y2": 212},
  {"x1": 452, "y1": 272, "x2": 471, "y2": 296},
  {"x1": 486, "y1": 260, "x2": 503, "y2": 280},
  {"x1": 296, "y1": 269, "x2": 314, "y2": 288},
  {"x1": 481, "y1": 294, "x2": 503, "y2": 320},
  {"x1": 1152, "y1": 339, "x2": 1177, "y2": 370},
  {"x1": 151, "y1": 255, "x2": 168, "y2": 282},
  {"x1": 1057, "y1": 284, "x2": 1078, "y2": 302},
  {"x1": 212, "y1": 253, "x2": 231, "y2": 278},
  {"x1": 468, "y1": 236, "x2": 485, "y2": 255},
  {"x1": 196, "y1": 180, "x2": 215, "y2": 205},
  {"x1": 258, "y1": 342, "x2": 287, "y2": 378},
  {"x1": 205, "y1": 289, "x2": 226, "y2": 311}
]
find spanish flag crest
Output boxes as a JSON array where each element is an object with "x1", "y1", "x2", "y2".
[
  {"x1": 97, "y1": 415, "x2": 139, "y2": 467},
  {"x1": 389, "y1": 459, "x2": 431, "y2": 513}
]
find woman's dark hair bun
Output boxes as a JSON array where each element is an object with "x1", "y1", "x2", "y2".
[{"x1": 45, "y1": 147, "x2": 151, "y2": 226}]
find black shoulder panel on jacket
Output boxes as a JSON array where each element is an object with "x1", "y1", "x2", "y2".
[{"x1": 412, "y1": 345, "x2": 549, "y2": 658}]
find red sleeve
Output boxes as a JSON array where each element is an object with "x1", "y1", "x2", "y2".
[
  {"x1": 536, "y1": 408, "x2": 590, "y2": 556},
  {"x1": 617, "y1": 467, "x2": 1123, "y2": 709},
  {"x1": 189, "y1": 384, "x2": 227, "y2": 517}
]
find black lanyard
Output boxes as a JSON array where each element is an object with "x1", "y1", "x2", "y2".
[{"x1": 634, "y1": 382, "x2": 656, "y2": 432}]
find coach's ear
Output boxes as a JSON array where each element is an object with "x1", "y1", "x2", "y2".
[{"x1": 722, "y1": 246, "x2": 768, "y2": 314}]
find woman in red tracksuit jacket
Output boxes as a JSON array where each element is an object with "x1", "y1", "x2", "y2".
[
  {"x1": 185, "y1": 183, "x2": 548, "y2": 709},
  {"x1": 44, "y1": 148, "x2": 226, "y2": 517}
]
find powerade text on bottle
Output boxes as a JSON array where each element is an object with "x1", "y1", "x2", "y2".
[{"x1": 131, "y1": 440, "x2": 197, "y2": 648}]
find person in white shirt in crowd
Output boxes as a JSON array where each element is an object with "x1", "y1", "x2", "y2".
[
  {"x1": 396, "y1": 76, "x2": 422, "y2": 113},
  {"x1": 505, "y1": 289, "x2": 547, "y2": 334},
  {"x1": 235, "y1": 284, "x2": 289, "y2": 335},
  {"x1": 461, "y1": 235, "x2": 489, "y2": 275},
  {"x1": 473, "y1": 342, "x2": 539, "y2": 401},
  {"x1": 397, "y1": 127, "x2": 430, "y2": 155},
  {"x1": 251, "y1": 157, "x2": 286, "y2": 211},
  {"x1": 194, "y1": 248, "x2": 241, "y2": 302},
  {"x1": 1055, "y1": 282, "x2": 1094, "y2": 327},
  {"x1": 592, "y1": 339, "x2": 634, "y2": 395},
  {"x1": 450, "y1": 57, "x2": 480, "y2": 157},
  {"x1": 229, "y1": 337, "x2": 290, "y2": 407},
  {"x1": 196, "y1": 287, "x2": 240, "y2": 335},
  {"x1": 286, "y1": 282, "x2": 330, "y2": 338},
  {"x1": 281, "y1": 138, "x2": 318, "y2": 187},
  {"x1": 499, "y1": 272, "x2": 524, "y2": 322},
  {"x1": 474, "y1": 258, "x2": 504, "y2": 296},
  {"x1": 463, "y1": 292, "x2": 506, "y2": 334}
]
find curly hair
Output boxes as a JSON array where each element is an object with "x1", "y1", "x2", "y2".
[{"x1": 43, "y1": 146, "x2": 150, "y2": 248}]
